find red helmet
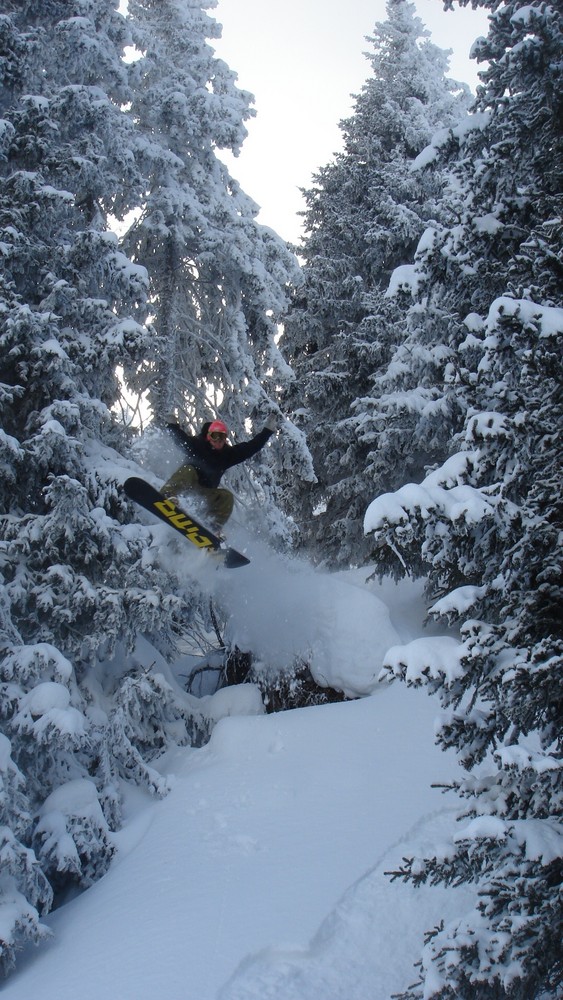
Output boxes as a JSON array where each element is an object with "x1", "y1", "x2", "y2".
[{"x1": 208, "y1": 420, "x2": 228, "y2": 436}]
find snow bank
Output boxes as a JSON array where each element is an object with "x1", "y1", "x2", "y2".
[{"x1": 219, "y1": 811, "x2": 473, "y2": 1000}]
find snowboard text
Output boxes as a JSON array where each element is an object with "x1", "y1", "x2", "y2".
[{"x1": 154, "y1": 498, "x2": 215, "y2": 549}]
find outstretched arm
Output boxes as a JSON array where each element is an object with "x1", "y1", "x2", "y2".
[
  {"x1": 166, "y1": 423, "x2": 197, "y2": 455},
  {"x1": 224, "y1": 424, "x2": 275, "y2": 468}
]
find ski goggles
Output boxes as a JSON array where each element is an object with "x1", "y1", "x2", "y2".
[{"x1": 209, "y1": 431, "x2": 227, "y2": 441}]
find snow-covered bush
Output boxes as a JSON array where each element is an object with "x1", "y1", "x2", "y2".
[
  {"x1": 0, "y1": 736, "x2": 52, "y2": 976},
  {"x1": 108, "y1": 669, "x2": 209, "y2": 797},
  {"x1": 33, "y1": 779, "x2": 115, "y2": 894}
]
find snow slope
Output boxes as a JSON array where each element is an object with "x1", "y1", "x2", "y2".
[
  {"x1": 5, "y1": 544, "x2": 471, "y2": 1000},
  {"x1": 6, "y1": 685, "x2": 469, "y2": 1000}
]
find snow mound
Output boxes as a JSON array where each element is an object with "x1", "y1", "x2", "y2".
[{"x1": 215, "y1": 543, "x2": 400, "y2": 696}]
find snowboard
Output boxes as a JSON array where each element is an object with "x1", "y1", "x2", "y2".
[{"x1": 123, "y1": 477, "x2": 250, "y2": 569}]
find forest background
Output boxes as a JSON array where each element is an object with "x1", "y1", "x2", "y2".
[{"x1": 0, "y1": 1, "x2": 561, "y2": 998}]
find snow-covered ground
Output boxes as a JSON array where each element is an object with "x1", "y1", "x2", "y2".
[{"x1": 5, "y1": 536, "x2": 472, "y2": 1000}]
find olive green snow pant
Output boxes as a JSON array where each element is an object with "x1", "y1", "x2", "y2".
[{"x1": 161, "y1": 465, "x2": 234, "y2": 529}]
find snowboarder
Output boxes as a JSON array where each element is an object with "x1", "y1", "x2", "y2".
[{"x1": 162, "y1": 415, "x2": 278, "y2": 531}]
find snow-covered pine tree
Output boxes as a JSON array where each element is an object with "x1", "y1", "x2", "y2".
[
  {"x1": 0, "y1": 1, "x2": 213, "y2": 971},
  {"x1": 0, "y1": 731, "x2": 53, "y2": 973},
  {"x1": 367, "y1": 1, "x2": 563, "y2": 996},
  {"x1": 279, "y1": 0, "x2": 471, "y2": 565},
  {"x1": 122, "y1": 0, "x2": 313, "y2": 540}
]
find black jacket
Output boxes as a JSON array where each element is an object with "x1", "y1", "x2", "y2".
[{"x1": 167, "y1": 423, "x2": 273, "y2": 489}]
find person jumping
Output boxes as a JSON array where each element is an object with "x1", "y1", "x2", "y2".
[{"x1": 162, "y1": 415, "x2": 278, "y2": 532}]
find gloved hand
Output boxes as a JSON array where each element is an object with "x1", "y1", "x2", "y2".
[{"x1": 264, "y1": 413, "x2": 279, "y2": 432}]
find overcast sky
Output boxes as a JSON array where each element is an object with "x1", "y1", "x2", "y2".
[{"x1": 212, "y1": 0, "x2": 489, "y2": 244}]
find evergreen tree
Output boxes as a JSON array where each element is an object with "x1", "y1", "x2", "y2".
[
  {"x1": 367, "y1": 1, "x2": 563, "y2": 996},
  {"x1": 280, "y1": 0, "x2": 470, "y2": 565},
  {"x1": 122, "y1": 0, "x2": 313, "y2": 537},
  {"x1": 0, "y1": 0, "x2": 316, "y2": 974},
  {"x1": 0, "y1": 0, "x2": 219, "y2": 971},
  {"x1": 0, "y1": 0, "x2": 140, "y2": 969}
]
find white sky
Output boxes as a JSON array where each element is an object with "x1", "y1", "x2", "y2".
[{"x1": 212, "y1": 0, "x2": 489, "y2": 243}]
